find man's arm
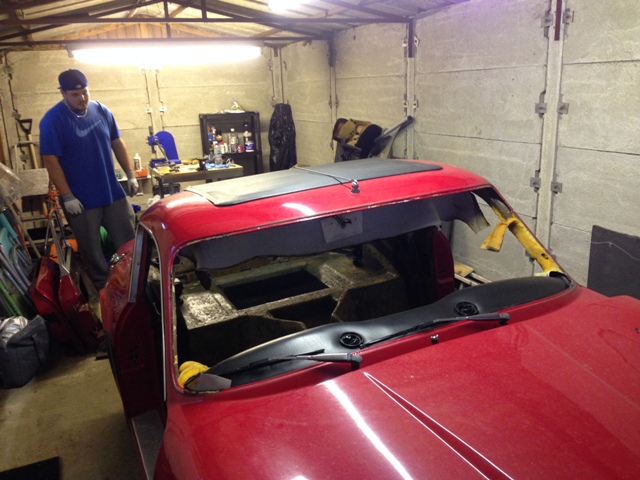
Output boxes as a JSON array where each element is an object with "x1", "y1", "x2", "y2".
[
  {"x1": 42, "y1": 154, "x2": 84, "y2": 214},
  {"x1": 112, "y1": 137, "x2": 139, "y2": 196},
  {"x1": 42, "y1": 154, "x2": 72, "y2": 195},
  {"x1": 111, "y1": 137, "x2": 134, "y2": 173}
]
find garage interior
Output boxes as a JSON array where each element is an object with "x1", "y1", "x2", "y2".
[{"x1": 0, "y1": 0, "x2": 639, "y2": 478}]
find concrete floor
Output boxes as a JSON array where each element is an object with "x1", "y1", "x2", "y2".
[{"x1": 0, "y1": 347, "x2": 143, "y2": 479}]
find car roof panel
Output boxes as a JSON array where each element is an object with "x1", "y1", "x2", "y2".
[{"x1": 187, "y1": 158, "x2": 442, "y2": 206}]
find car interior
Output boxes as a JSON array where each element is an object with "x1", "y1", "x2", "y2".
[{"x1": 143, "y1": 187, "x2": 572, "y2": 388}]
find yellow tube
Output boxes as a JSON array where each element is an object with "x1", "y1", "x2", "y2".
[
  {"x1": 482, "y1": 213, "x2": 561, "y2": 273},
  {"x1": 178, "y1": 361, "x2": 209, "y2": 389}
]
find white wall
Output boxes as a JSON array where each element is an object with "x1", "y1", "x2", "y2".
[
  {"x1": 333, "y1": 22, "x2": 409, "y2": 158},
  {"x1": 279, "y1": 41, "x2": 333, "y2": 167},
  {"x1": 0, "y1": 49, "x2": 273, "y2": 172},
  {"x1": 1, "y1": 0, "x2": 638, "y2": 286},
  {"x1": 279, "y1": 0, "x2": 640, "y2": 286},
  {"x1": 551, "y1": 0, "x2": 640, "y2": 283},
  {"x1": 413, "y1": 0, "x2": 549, "y2": 279}
]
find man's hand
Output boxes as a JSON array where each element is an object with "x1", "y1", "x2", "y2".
[
  {"x1": 61, "y1": 193, "x2": 84, "y2": 215},
  {"x1": 126, "y1": 171, "x2": 139, "y2": 197}
]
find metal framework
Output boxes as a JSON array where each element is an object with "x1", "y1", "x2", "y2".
[{"x1": 0, "y1": 0, "x2": 417, "y2": 50}]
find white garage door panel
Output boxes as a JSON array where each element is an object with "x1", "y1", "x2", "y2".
[
  {"x1": 23, "y1": 91, "x2": 65, "y2": 132},
  {"x1": 334, "y1": 24, "x2": 406, "y2": 79},
  {"x1": 559, "y1": 62, "x2": 640, "y2": 155},
  {"x1": 284, "y1": 80, "x2": 331, "y2": 123},
  {"x1": 283, "y1": 42, "x2": 330, "y2": 82},
  {"x1": 282, "y1": 42, "x2": 333, "y2": 166},
  {"x1": 14, "y1": 51, "x2": 149, "y2": 134},
  {"x1": 416, "y1": 66, "x2": 544, "y2": 144},
  {"x1": 452, "y1": 207, "x2": 537, "y2": 281},
  {"x1": 336, "y1": 76, "x2": 407, "y2": 127},
  {"x1": 553, "y1": 147, "x2": 640, "y2": 236},
  {"x1": 415, "y1": 132, "x2": 539, "y2": 217},
  {"x1": 11, "y1": 51, "x2": 69, "y2": 95},
  {"x1": 92, "y1": 89, "x2": 148, "y2": 130},
  {"x1": 160, "y1": 86, "x2": 263, "y2": 125},
  {"x1": 157, "y1": 55, "x2": 269, "y2": 88},
  {"x1": 563, "y1": 0, "x2": 640, "y2": 64},
  {"x1": 548, "y1": 223, "x2": 592, "y2": 286},
  {"x1": 416, "y1": 0, "x2": 549, "y2": 74},
  {"x1": 294, "y1": 121, "x2": 335, "y2": 166}
]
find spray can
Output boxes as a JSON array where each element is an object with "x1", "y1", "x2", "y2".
[{"x1": 133, "y1": 153, "x2": 141, "y2": 170}]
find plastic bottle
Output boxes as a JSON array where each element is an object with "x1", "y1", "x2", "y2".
[
  {"x1": 229, "y1": 128, "x2": 238, "y2": 153},
  {"x1": 208, "y1": 126, "x2": 216, "y2": 149},
  {"x1": 244, "y1": 129, "x2": 255, "y2": 152},
  {"x1": 133, "y1": 153, "x2": 141, "y2": 170},
  {"x1": 214, "y1": 143, "x2": 223, "y2": 166}
]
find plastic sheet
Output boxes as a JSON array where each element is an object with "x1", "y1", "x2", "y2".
[
  {"x1": 0, "y1": 163, "x2": 23, "y2": 209},
  {"x1": 17, "y1": 169, "x2": 49, "y2": 196}
]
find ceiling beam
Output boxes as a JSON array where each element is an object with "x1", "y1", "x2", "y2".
[
  {"x1": 0, "y1": 16, "x2": 407, "y2": 26},
  {"x1": 172, "y1": 0, "x2": 335, "y2": 37},
  {"x1": 0, "y1": 0, "x2": 162, "y2": 42},
  {"x1": 0, "y1": 36, "x2": 319, "y2": 49},
  {"x1": 8, "y1": 0, "x2": 34, "y2": 42},
  {"x1": 127, "y1": 0, "x2": 152, "y2": 18},
  {"x1": 319, "y1": 0, "x2": 408, "y2": 22}
]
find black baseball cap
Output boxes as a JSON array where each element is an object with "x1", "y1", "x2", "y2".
[{"x1": 58, "y1": 69, "x2": 88, "y2": 90}]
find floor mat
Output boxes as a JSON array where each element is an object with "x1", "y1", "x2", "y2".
[{"x1": 0, "y1": 456, "x2": 60, "y2": 480}]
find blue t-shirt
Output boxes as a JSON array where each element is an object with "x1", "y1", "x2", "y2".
[{"x1": 39, "y1": 100, "x2": 126, "y2": 210}]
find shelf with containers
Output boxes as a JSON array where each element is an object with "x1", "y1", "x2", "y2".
[{"x1": 198, "y1": 112, "x2": 263, "y2": 175}]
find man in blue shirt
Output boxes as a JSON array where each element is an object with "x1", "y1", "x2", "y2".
[{"x1": 40, "y1": 69, "x2": 139, "y2": 290}]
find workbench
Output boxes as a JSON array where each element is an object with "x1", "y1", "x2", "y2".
[{"x1": 151, "y1": 164, "x2": 244, "y2": 198}]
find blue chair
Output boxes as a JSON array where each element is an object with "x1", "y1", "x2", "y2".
[{"x1": 149, "y1": 130, "x2": 181, "y2": 165}]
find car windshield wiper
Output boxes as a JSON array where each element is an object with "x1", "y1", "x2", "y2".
[
  {"x1": 360, "y1": 312, "x2": 510, "y2": 349},
  {"x1": 213, "y1": 349, "x2": 363, "y2": 378},
  {"x1": 186, "y1": 350, "x2": 363, "y2": 392},
  {"x1": 187, "y1": 315, "x2": 506, "y2": 392}
]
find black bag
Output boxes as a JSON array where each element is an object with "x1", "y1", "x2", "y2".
[
  {"x1": 268, "y1": 103, "x2": 297, "y2": 171},
  {"x1": 0, "y1": 315, "x2": 49, "y2": 388}
]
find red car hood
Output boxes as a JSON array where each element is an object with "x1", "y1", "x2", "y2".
[{"x1": 159, "y1": 296, "x2": 640, "y2": 479}]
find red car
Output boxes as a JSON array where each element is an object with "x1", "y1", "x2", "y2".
[{"x1": 101, "y1": 158, "x2": 640, "y2": 479}]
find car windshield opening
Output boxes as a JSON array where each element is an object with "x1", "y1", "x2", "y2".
[{"x1": 166, "y1": 187, "x2": 569, "y2": 389}]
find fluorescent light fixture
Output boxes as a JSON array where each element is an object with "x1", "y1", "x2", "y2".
[
  {"x1": 69, "y1": 42, "x2": 261, "y2": 68},
  {"x1": 268, "y1": 0, "x2": 305, "y2": 13}
]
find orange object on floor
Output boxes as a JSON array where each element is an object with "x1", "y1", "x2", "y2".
[{"x1": 49, "y1": 239, "x2": 78, "y2": 264}]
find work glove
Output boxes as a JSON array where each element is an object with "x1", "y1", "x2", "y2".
[
  {"x1": 61, "y1": 193, "x2": 84, "y2": 215},
  {"x1": 126, "y1": 171, "x2": 139, "y2": 197}
]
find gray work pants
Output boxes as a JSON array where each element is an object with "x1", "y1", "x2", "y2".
[{"x1": 64, "y1": 197, "x2": 136, "y2": 290}]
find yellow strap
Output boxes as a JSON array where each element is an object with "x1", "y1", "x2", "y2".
[
  {"x1": 482, "y1": 215, "x2": 561, "y2": 273},
  {"x1": 177, "y1": 361, "x2": 209, "y2": 389},
  {"x1": 481, "y1": 218, "x2": 516, "y2": 252}
]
